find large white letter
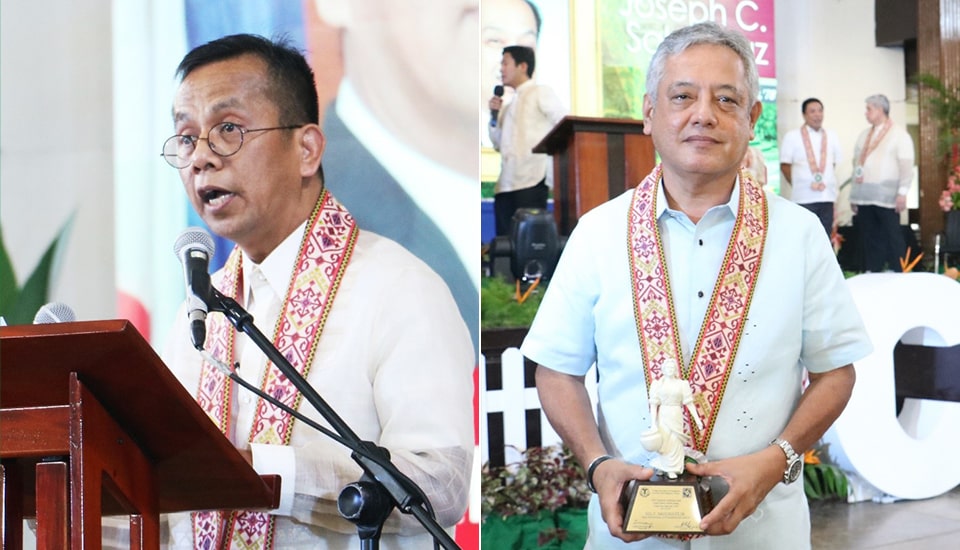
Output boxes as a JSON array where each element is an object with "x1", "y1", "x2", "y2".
[{"x1": 833, "y1": 273, "x2": 960, "y2": 499}]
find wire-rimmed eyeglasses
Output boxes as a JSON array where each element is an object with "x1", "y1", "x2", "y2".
[{"x1": 161, "y1": 122, "x2": 303, "y2": 169}]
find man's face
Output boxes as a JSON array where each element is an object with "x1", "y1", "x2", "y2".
[
  {"x1": 172, "y1": 55, "x2": 312, "y2": 261},
  {"x1": 803, "y1": 101, "x2": 824, "y2": 130},
  {"x1": 865, "y1": 103, "x2": 884, "y2": 125},
  {"x1": 500, "y1": 52, "x2": 525, "y2": 88},
  {"x1": 482, "y1": 0, "x2": 537, "y2": 99},
  {"x1": 642, "y1": 44, "x2": 761, "y2": 183}
]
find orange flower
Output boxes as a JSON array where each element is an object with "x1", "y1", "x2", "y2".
[{"x1": 804, "y1": 449, "x2": 821, "y2": 465}]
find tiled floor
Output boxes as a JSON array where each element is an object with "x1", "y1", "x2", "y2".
[{"x1": 810, "y1": 486, "x2": 960, "y2": 549}]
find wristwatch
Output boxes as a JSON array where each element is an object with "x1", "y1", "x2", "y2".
[{"x1": 771, "y1": 438, "x2": 802, "y2": 484}]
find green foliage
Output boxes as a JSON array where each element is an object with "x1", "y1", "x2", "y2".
[
  {"x1": 916, "y1": 73, "x2": 960, "y2": 158},
  {"x1": 803, "y1": 463, "x2": 849, "y2": 501},
  {"x1": 0, "y1": 215, "x2": 74, "y2": 324},
  {"x1": 802, "y1": 443, "x2": 849, "y2": 501},
  {"x1": 481, "y1": 276, "x2": 545, "y2": 329},
  {"x1": 482, "y1": 444, "x2": 591, "y2": 519}
]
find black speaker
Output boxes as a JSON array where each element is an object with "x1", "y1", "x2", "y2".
[{"x1": 509, "y1": 208, "x2": 562, "y2": 281}]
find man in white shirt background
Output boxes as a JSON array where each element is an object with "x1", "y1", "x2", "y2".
[
  {"x1": 780, "y1": 98, "x2": 844, "y2": 236},
  {"x1": 488, "y1": 45, "x2": 567, "y2": 236}
]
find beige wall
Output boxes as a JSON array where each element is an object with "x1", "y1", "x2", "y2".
[{"x1": 1, "y1": 0, "x2": 116, "y2": 321}]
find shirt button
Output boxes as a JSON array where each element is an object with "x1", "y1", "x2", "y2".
[
  {"x1": 698, "y1": 291, "x2": 704, "y2": 298},
  {"x1": 699, "y1": 239, "x2": 704, "y2": 246}
]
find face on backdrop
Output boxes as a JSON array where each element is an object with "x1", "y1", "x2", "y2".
[
  {"x1": 172, "y1": 55, "x2": 321, "y2": 262},
  {"x1": 317, "y1": 0, "x2": 478, "y2": 135},
  {"x1": 642, "y1": 44, "x2": 761, "y2": 185},
  {"x1": 481, "y1": 0, "x2": 538, "y2": 108},
  {"x1": 803, "y1": 101, "x2": 824, "y2": 130}
]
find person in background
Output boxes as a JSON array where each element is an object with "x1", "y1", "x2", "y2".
[
  {"x1": 488, "y1": 45, "x2": 566, "y2": 236},
  {"x1": 522, "y1": 22, "x2": 871, "y2": 548},
  {"x1": 161, "y1": 34, "x2": 473, "y2": 549},
  {"x1": 849, "y1": 93, "x2": 915, "y2": 272},
  {"x1": 780, "y1": 98, "x2": 844, "y2": 236},
  {"x1": 481, "y1": 0, "x2": 540, "y2": 148}
]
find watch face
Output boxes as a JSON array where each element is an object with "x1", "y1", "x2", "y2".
[{"x1": 788, "y1": 459, "x2": 803, "y2": 482}]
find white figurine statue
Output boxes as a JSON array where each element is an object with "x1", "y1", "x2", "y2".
[{"x1": 640, "y1": 359, "x2": 705, "y2": 479}]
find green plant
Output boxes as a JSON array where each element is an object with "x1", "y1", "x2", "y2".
[
  {"x1": 482, "y1": 444, "x2": 591, "y2": 519},
  {"x1": 916, "y1": 73, "x2": 960, "y2": 159},
  {"x1": 480, "y1": 275, "x2": 545, "y2": 329},
  {"x1": 0, "y1": 216, "x2": 74, "y2": 324},
  {"x1": 802, "y1": 444, "x2": 848, "y2": 501}
]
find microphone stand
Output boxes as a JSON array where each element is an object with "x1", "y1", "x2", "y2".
[{"x1": 207, "y1": 287, "x2": 459, "y2": 550}]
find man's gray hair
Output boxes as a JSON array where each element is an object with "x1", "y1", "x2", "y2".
[
  {"x1": 865, "y1": 94, "x2": 890, "y2": 115},
  {"x1": 645, "y1": 22, "x2": 760, "y2": 105}
]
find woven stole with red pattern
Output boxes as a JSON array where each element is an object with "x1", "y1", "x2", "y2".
[
  {"x1": 191, "y1": 190, "x2": 358, "y2": 550},
  {"x1": 629, "y1": 165, "x2": 767, "y2": 454}
]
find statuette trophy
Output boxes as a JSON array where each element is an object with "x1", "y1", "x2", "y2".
[{"x1": 620, "y1": 360, "x2": 714, "y2": 534}]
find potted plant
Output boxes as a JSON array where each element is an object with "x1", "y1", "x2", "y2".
[{"x1": 482, "y1": 444, "x2": 591, "y2": 549}]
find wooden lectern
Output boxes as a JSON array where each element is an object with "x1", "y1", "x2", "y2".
[
  {"x1": 534, "y1": 116, "x2": 656, "y2": 235},
  {"x1": 0, "y1": 320, "x2": 280, "y2": 550}
]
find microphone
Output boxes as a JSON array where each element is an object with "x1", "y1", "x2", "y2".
[
  {"x1": 173, "y1": 227, "x2": 216, "y2": 350},
  {"x1": 490, "y1": 84, "x2": 504, "y2": 125},
  {"x1": 33, "y1": 302, "x2": 77, "y2": 324}
]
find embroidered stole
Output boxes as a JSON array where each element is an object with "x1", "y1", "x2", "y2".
[
  {"x1": 629, "y1": 165, "x2": 768, "y2": 454},
  {"x1": 192, "y1": 190, "x2": 358, "y2": 550}
]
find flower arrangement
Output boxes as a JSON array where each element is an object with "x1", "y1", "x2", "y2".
[{"x1": 938, "y1": 162, "x2": 960, "y2": 212}]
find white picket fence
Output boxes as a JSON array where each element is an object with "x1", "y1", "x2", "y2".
[{"x1": 480, "y1": 343, "x2": 597, "y2": 468}]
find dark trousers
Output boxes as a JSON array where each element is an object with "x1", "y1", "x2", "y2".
[
  {"x1": 494, "y1": 179, "x2": 549, "y2": 236},
  {"x1": 801, "y1": 202, "x2": 834, "y2": 237},
  {"x1": 854, "y1": 204, "x2": 906, "y2": 272}
]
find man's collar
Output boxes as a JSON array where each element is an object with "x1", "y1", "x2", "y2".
[
  {"x1": 241, "y1": 221, "x2": 307, "y2": 302},
  {"x1": 656, "y1": 176, "x2": 741, "y2": 220}
]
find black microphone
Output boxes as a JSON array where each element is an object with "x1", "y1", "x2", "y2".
[
  {"x1": 33, "y1": 302, "x2": 77, "y2": 324},
  {"x1": 173, "y1": 227, "x2": 216, "y2": 350},
  {"x1": 490, "y1": 84, "x2": 504, "y2": 125}
]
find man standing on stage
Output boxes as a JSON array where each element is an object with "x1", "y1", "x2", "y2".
[
  {"x1": 849, "y1": 93, "x2": 915, "y2": 272},
  {"x1": 488, "y1": 45, "x2": 566, "y2": 236},
  {"x1": 780, "y1": 97, "x2": 844, "y2": 236}
]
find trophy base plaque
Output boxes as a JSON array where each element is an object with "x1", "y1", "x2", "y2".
[{"x1": 619, "y1": 473, "x2": 714, "y2": 534}]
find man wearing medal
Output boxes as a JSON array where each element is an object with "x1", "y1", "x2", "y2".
[
  {"x1": 522, "y1": 23, "x2": 872, "y2": 549},
  {"x1": 849, "y1": 94, "x2": 915, "y2": 272},
  {"x1": 780, "y1": 98, "x2": 844, "y2": 236}
]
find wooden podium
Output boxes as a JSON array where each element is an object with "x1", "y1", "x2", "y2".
[
  {"x1": 534, "y1": 116, "x2": 656, "y2": 235},
  {"x1": 0, "y1": 320, "x2": 280, "y2": 549}
]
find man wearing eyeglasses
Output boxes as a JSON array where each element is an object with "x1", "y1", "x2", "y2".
[{"x1": 159, "y1": 34, "x2": 473, "y2": 549}]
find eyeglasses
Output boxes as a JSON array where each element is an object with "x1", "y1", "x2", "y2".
[{"x1": 161, "y1": 122, "x2": 303, "y2": 168}]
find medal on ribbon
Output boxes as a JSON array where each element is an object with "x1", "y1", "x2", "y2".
[{"x1": 802, "y1": 126, "x2": 828, "y2": 191}]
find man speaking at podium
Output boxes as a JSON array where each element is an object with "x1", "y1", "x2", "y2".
[{"x1": 159, "y1": 34, "x2": 473, "y2": 549}]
